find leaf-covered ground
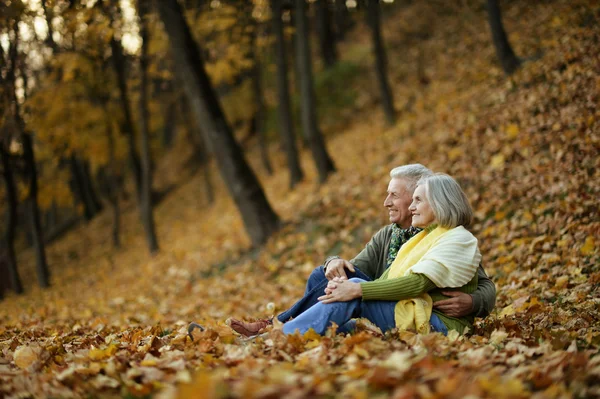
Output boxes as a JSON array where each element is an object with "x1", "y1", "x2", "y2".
[{"x1": 1, "y1": 0, "x2": 599, "y2": 397}]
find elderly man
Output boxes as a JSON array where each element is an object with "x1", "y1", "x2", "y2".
[{"x1": 229, "y1": 164, "x2": 496, "y2": 337}]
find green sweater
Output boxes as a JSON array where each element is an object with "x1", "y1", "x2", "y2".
[
  {"x1": 347, "y1": 224, "x2": 495, "y2": 319},
  {"x1": 361, "y1": 271, "x2": 479, "y2": 334}
]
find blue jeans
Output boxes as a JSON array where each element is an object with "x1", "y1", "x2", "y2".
[{"x1": 282, "y1": 278, "x2": 397, "y2": 335}]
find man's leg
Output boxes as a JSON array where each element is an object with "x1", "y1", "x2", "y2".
[{"x1": 277, "y1": 266, "x2": 372, "y2": 323}]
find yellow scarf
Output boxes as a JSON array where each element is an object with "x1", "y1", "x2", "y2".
[{"x1": 388, "y1": 225, "x2": 449, "y2": 334}]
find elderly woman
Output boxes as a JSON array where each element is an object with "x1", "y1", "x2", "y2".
[{"x1": 282, "y1": 174, "x2": 481, "y2": 336}]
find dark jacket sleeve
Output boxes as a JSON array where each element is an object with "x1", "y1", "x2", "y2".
[
  {"x1": 348, "y1": 226, "x2": 391, "y2": 280},
  {"x1": 471, "y1": 264, "x2": 496, "y2": 318}
]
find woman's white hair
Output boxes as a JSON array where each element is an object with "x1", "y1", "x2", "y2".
[
  {"x1": 389, "y1": 164, "x2": 433, "y2": 191},
  {"x1": 417, "y1": 173, "x2": 473, "y2": 228}
]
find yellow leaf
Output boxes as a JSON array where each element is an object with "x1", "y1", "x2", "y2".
[
  {"x1": 505, "y1": 124, "x2": 519, "y2": 139},
  {"x1": 89, "y1": 343, "x2": 118, "y2": 360},
  {"x1": 490, "y1": 154, "x2": 505, "y2": 169},
  {"x1": 448, "y1": 147, "x2": 462, "y2": 161},
  {"x1": 581, "y1": 236, "x2": 595, "y2": 255},
  {"x1": 14, "y1": 346, "x2": 39, "y2": 369},
  {"x1": 555, "y1": 276, "x2": 569, "y2": 289}
]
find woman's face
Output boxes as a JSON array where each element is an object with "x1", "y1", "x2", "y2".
[{"x1": 409, "y1": 184, "x2": 436, "y2": 228}]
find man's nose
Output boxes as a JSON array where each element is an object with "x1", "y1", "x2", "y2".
[{"x1": 383, "y1": 195, "x2": 391, "y2": 206}]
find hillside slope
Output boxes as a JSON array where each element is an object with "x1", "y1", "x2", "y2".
[{"x1": 1, "y1": 0, "x2": 598, "y2": 397}]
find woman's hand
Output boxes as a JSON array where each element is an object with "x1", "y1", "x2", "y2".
[{"x1": 318, "y1": 279, "x2": 362, "y2": 303}]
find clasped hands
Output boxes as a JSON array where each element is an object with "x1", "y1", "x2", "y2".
[{"x1": 317, "y1": 276, "x2": 362, "y2": 304}]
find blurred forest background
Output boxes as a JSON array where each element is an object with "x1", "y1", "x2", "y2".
[{"x1": 0, "y1": 0, "x2": 599, "y2": 398}]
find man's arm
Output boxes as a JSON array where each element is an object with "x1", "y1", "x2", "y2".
[
  {"x1": 434, "y1": 264, "x2": 496, "y2": 318},
  {"x1": 323, "y1": 226, "x2": 390, "y2": 281},
  {"x1": 471, "y1": 265, "x2": 496, "y2": 318}
]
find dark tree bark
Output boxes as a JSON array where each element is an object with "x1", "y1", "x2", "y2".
[
  {"x1": 271, "y1": 0, "x2": 304, "y2": 189},
  {"x1": 22, "y1": 134, "x2": 51, "y2": 288},
  {"x1": 156, "y1": 0, "x2": 280, "y2": 246},
  {"x1": 7, "y1": 21, "x2": 50, "y2": 288},
  {"x1": 248, "y1": 19, "x2": 273, "y2": 176},
  {"x1": 109, "y1": 33, "x2": 143, "y2": 198},
  {"x1": 334, "y1": 0, "x2": 351, "y2": 40},
  {"x1": 316, "y1": 0, "x2": 338, "y2": 68},
  {"x1": 294, "y1": 0, "x2": 336, "y2": 183},
  {"x1": 486, "y1": 0, "x2": 520, "y2": 75},
  {"x1": 366, "y1": 0, "x2": 395, "y2": 125},
  {"x1": 0, "y1": 144, "x2": 23, "y2": 294},
  {"x1": 69, "y1": 154, "x2": 102, "y2": 220},
  {"x1": 137, "y1": 0, "x2": 159, "y2": 254},
  {"x1": 103, "y1": 127, "x2": 121, "y2": 249},
  {"x1": 162, "y1": 100, "x2": 177, "y2": 148},
  {"x1": 40, "y1": 0, "x2": 58, "y2": 52}
]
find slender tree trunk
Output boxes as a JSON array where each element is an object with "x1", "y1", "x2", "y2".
[
  {"x1": 294, "y1": 0, "x2": 336, "y2": 183},
  {"x1": 69, "y1": 155, "x2": 94, "y2": 220},
  {"x1": 110, "y1": 35, "x2": 143, "y2": 198},
  {"x1": 82, "y1": 160, "x2": 102, "y2": 213},
  {"x1": 137, "y1": 0, "x2": 159, "y2": 254},
  {"x1": 334, "y1": 0, "x2": 351, "y2": 40},
  {"x1": 162, "y1": 100, "x2": 177, "y2": 148},
  {"x1": 182, "y1": 95, "x2": 214, "y2": 204},
  {"x1": 249, "y1": 23, "x2": 273, "y2": 175},
  {"x1": 316, "y1": 0, "x2": 338, "y2": 68},
  {"x1": 366, "y1": 0, "x2": 395, "y2": 125},
  {"x1": 22, "y1": 134, "x2": 51, "y2": 288},
  {"x1": 0, "y1": 145, "x2": 23, "y2": 294},
  {"x1": 7, "y1": 23, "x2": 49, "y2": 288},
  {"x1": 271, "y1": 0, "x2": 304, "y2": 189},
  {"x1": 105, "y1": 128, "x2": 121, "y2": 249},
  {"x1": 156, "y1": 0, "x2": 280, "y2": 246},
  {"x1": 486, "y1": 0, "x2": 520, "y2": 75},
  {"x1": 41, "y1": 0, "x2": 58, "y2": 52}
]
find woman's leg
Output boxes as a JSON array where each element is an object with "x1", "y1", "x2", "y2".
[
  {"x1": 282, "y1": 298, "x2": 361, "y2": 335},
  {"x1": 429, "y1": 313, "x2": 449, "y2": 335}
]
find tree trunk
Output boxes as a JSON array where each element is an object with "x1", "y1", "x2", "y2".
[
  {"x1": 249, "y1": 22, "x2": 273, "y2": 176},
  {"x1": 316, "y1": 0, "x2": 338, "y2": 68},
  {"x1": 271, "y1": 0, "x2": 304, "y2": 189},
  {"x1": 486, "y1": 0, "x2": 520, "y2": 75},
  {"x1": 137, "y1": 0, "x2": 159, "y2": 254},
  {"x1": 0, "y1": 144, "x2": 23, "y2": 294},
  {"x1": 105, "y1": 128, "x2": 121, "y2": 249},
  {"x1": 69, "y1": 154, "x2": 101, "y2": 220},
  {"x1": 162, "y1": 100, "x2": 177, "y2": 148},
  {"x1": 41, "y1": 0, "x2": 58, "y2": 52},
  {"x1": 110, "y1": 35, "x2": 143, "y2": 198},
  {"x1": 366, "y1": 0, "x2": 395, "y2": 125},
  {"x1": 156, "y1": 0, "x2": 280, "y2": 246},
  {"x1": 334, "y1": 0, "x2": 351, "y2": 40},
  {"x1": 294, "y1": 0, "x2": 336, "y2": 183},
  {"x1": 22, "y1": 133, "x2": 51, "y2": 288}
]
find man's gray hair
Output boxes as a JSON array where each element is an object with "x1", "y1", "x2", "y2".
[
  {"x1": 389, "y1": 164, "x2": 433, "y2": 191},
  {"x1": 417, "y1": 173, "x2": 473, "y2": 228}
]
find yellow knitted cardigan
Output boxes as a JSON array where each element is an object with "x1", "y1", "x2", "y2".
[{"x1": 387, "y1": 225, "x2": 481, "y2": 333}]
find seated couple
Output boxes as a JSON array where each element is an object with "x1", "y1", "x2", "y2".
[{"x1": 228, "y1": 164, "x2": 496, "y2": 337}]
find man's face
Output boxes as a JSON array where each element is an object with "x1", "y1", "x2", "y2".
[{"x1": 384, "y1": 178, "x2": 414, "y2": 228}]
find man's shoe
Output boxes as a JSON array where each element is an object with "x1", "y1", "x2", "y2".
[{"x1": 226, "y1": 317, "x2": 273, "y2": 337}]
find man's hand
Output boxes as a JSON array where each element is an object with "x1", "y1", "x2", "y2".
[
  {"x1": 318, "y1": 279, "x2": 362, "y2": 303},
  {"x1": 324, "y1": 259, "x2": 355, "y2": 280},
  {"x1": 433, "y1": 291, "x2": 473, "y2": 318}
]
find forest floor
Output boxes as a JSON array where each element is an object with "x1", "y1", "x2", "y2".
[{"x1": 1, "y1": 0, "x2": 599, "y2": 398}]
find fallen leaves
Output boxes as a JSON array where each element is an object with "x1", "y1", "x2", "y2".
[{"x1": 1, "y1": 0, "x2": 599, "y2": 398}]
